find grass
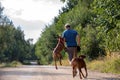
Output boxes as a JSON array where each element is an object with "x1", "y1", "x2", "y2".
[
  {"x1": 61, "y1": 59, "x2": 70, "y2": 66},
  {"x1": 87, "y1": 56, "x2": 120, "y2": 74},
  {"x1": 0, "y1": 61, "x2": 22, "y2": 68},
  {"x1": 58, "y1": 53, "x2": 120, "y2": 74}
]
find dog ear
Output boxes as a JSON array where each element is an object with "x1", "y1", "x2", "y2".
[{"x1": 79, "y1": 55, "x2": 86, "y2": 59}]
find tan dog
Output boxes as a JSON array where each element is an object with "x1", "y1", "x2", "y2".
[
  {"x1": 53, "y1": 36, "x2": 66, "y2": 69},
  {"x1": 71, "y1": 55, "x2": 88, "y2": 79}
]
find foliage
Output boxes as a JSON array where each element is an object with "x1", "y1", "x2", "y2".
[
  {"x1": 91, "y1": 0, "x2": 120, "y2": 51},
  {"x1": 80, "y1": 26, "x2": 105, "y2": 60},
  {"x1": 0, "y1": 25, "x2": 34, "y2": 63},
  {"x1": 35, "y1": 25, "x2": 58, "y2": 64},
  {"x1": 0, "y1": 4, "x2": 36, "y2": 63},
  {"x1": 35, "y1": 0, "x2": 120, "y2": 64}
]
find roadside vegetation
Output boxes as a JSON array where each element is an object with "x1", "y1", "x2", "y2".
[
  {"x1": 0, "y1": 61, "x2": 22, "y2": 67},
  {"x1": 52, "y1": 52, "x2": 120, "y2": 74},
  {"x1": 88, "y1": 54, "x2": 120, "y2": 74}
]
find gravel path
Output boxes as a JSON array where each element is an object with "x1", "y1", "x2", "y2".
[{"x1": 0, "y1": 65, "x2": 120, "y2": 80}]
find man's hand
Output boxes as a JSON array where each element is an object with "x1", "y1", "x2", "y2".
[{"x1": 77, "y1": 46, "x2": 81, "y2": 52}]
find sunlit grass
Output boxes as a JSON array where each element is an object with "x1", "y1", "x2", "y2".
[
  {"x1": 61, "y1": 59, "x2": 70, "y2": 66},
  {"x1": 87, "y1": 56, "x2": 120, "y2": 74},
  {"x1": 0, "y1": 61, "x2": 22, "y2": 68}
]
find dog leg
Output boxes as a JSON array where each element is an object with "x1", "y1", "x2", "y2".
[
  {"x1": 55, "y1": 61, "x2": 58, "y2": 69},
  {"x1": 72, "y1": 67, "x2": 77, "y2": 78},
  {"x1": 60, "y1": 59, "x2": 62, "y2": 65},
  {"x1": 84, "y1": 67, "x2": 88, "y2": 78},
  {"x1": 59, "y1": 54, "x2": 62, "y2": 65},
  {"x1": 78, "y1": 68, "x2": 83, "y2": 79},
  {"x1": 72, "y1": 67, "x2": 75, "y2": 77},
  {"x1": 80, "y1": 68, "x2": 86, "y2": 78},
  {"x1": 54, "y1": 57, "x2": 58, "y2": 70}
]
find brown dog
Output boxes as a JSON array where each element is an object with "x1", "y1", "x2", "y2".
[
  {"x1": 53, "y1": 36, "x2": 66, "y2": 69},
  {"x1": 71, "y1": 55, "x2": 88, "y2": 79}
]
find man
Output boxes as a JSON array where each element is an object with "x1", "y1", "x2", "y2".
[{"x1": 62, "y1": 23, "x2": 80, "y2": 64}]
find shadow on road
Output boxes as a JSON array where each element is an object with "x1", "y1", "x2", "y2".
[
  {"x1": 0, "y1": 70, "x2": 71, "y2": 76},
  {"x1": 0, "y1": 66, "x2": 71, "y2": 76}
]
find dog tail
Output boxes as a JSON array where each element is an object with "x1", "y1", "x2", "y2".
[{"x1": 79, "y1": 55, "x2": 86, "y2": 59}]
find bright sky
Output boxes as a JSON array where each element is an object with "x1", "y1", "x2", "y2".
[{"x1": 0, "y1": 0, "x2": 64, "y2": 43}]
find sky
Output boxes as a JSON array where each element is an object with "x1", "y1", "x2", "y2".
[{"x1": 0, "y1": 0, "x2": 64, "y2": 43}]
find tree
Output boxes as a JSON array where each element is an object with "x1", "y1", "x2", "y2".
[
  {"x1": 0, "y1": 3, "x2": 36, "y2": 63},
  {"x1": 91, "y1": 0, "x2": 120, "y2": 51},
  {"x1": 0, "y1": 3, "x2": 13, "y2": 26}
]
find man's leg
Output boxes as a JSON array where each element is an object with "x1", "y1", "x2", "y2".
[{"x1": 67, "y1": 47, "x2": 77, "y2": 63}]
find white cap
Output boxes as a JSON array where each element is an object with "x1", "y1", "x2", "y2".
[{"x1": 65, "y1": 23, "x2": 70, "y2": 27}]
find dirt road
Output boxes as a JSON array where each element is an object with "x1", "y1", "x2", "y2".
[{"x1": 0, "y1": 65, "x2": 120, "y2": 80}]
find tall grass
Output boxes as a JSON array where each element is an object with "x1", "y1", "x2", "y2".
[
  {"x1": 88, "y1": 57, "x2": 120, "y2": 74},
  {"x1": 52, "y1": 52, "x2": 120, "y2": 74}
]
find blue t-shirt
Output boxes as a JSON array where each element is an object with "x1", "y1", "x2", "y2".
[{"x1": 62, "y1": 29, "x2": 78, "y2": 47}]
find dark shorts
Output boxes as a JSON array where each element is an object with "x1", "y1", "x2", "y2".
[{"x1": 66, "y1": 47, "x2": 77, "y2": 61}]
